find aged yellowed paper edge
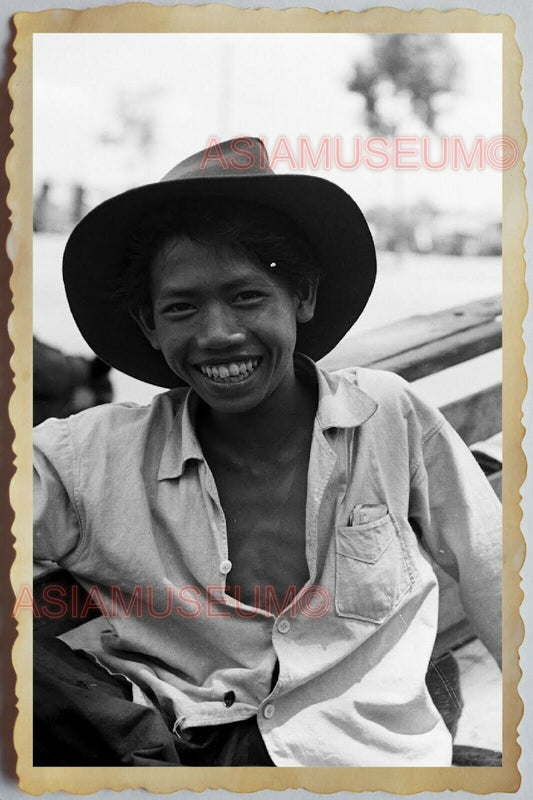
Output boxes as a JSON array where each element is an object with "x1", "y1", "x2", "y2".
[{"x1": 7, "y1": 3, "x2": 526, "y2": 794}]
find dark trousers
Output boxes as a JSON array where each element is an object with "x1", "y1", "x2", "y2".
[
  {"x1": 425, "y1": 651, "x2": 463, "y2": 739},
  {"x1": 33, "y1": 637, "x2": 274, "y2": 767}
]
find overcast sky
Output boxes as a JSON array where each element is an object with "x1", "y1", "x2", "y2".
[{"x1": 33, "y1": 33, "x2": 502, "y2": 215}]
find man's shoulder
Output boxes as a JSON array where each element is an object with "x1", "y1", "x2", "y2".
[
  {"x1": 332, "y1": 365, "x2": 411, "y2": 403},
  {"x1": 34, "y1": 388, "x2": 188, "y2": 455},
  {"x1": 329, "y1": 365, "x2": 444, "y2": 432}
]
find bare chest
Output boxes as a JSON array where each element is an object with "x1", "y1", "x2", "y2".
[{"x1": 210, "y1": 453, "x2": 310, "y2": 610}]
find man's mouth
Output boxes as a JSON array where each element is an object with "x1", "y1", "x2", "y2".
[{"x1": 196, "y1": 358, "x2": 261, "y2": 384}]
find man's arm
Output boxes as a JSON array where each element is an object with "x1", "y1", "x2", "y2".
[
  {"x1": 409, "y1": 419, "x2": 502, "y2": 668},
  {"x1": 34, "y1": 417, "x2": 82, "y2": 566}
]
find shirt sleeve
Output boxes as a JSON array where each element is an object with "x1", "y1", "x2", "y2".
[
  {"x1": 34, "y1": 417, "x2": 82, "y2": 564},
  {"x1": 408, "y1": 418, "x2": 502, "y2": 667}
]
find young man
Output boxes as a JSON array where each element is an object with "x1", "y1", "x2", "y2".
[{"x1": 33, "y1": 137, "x2": 501, "y2": 767}]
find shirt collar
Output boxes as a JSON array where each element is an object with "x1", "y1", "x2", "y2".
[
  {"x1": 295, "y1": 354, "x2": 378, "y2": 431},
  {"x1": 158, "y1": 390, "x2": 204, "y2": 480},
  {"x1": 158, "y1": 354, "x2": 378, "y2": 480}
]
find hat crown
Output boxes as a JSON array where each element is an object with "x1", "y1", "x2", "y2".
[{"x1": 161, "y1": 136, "x2": 274, "y2": 182}]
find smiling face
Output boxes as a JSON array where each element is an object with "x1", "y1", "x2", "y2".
[{"x1": 136, "y1": 235, "x2": 316, "y2": 415}]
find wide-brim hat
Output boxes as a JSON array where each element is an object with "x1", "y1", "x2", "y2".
[{"x1": 63, "y1": 136, "x2": 376, "y2": 387}]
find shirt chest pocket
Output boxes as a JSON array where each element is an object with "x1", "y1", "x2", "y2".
[{"x1": 335, "y1": 513, "x2": 414, "y2": 624}]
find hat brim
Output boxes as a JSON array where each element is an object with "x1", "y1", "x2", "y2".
[{"x1": 63, "y1": 174, "x2": 376, "y2": 387}]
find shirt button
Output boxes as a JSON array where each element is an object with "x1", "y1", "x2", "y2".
[
  {"x1": 277, "y1": 619, "x2": 290, "y2": 634},
  {"x1": 361, "y1": 512, "x2": 368, "y2": 523},
  {"x1": 219, "y1": 559, "x2": 232, "y2": 575},
  {"x1": 263, "y1": 704, "x2": 275, "y2": 719},
  {"x1": 223, "y1": 690, "x2": 235, "y2": 707}
]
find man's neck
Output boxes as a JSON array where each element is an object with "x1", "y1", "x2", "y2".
[{"x1": 198, "y1": 372, "x2": 317, "y2": 459}]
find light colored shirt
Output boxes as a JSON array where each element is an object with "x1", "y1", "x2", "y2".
[{"x1": 33, "y1": 358, "x2": 501, "y2": 766}]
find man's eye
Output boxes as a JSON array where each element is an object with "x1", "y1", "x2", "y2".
[
  {"x1": 162, "y1": 302, "x2": 195, "y2": 315},
  {"x1": 234, "y1": 291, "x2": 263, "y2": 303}
]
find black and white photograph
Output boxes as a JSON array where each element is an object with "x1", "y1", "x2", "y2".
[{"x1": 21, "y1": 21, "x2": 511, "y2": 782}]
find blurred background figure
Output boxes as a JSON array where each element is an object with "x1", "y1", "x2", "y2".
[{"x1": 33, "y1": 337, "x2": 113, "y2": 425}]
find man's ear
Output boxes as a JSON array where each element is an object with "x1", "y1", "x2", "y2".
[
  {"x1": 295, "y1": 278, "x2": 318, "y2": 324},
  {"x1": 131, "y1": 305, "x2": 162, "y2": 351}
]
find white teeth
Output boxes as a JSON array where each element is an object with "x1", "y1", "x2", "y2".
[{"x1": 198, "y1": 358, "x2": 261, "y2": 383}]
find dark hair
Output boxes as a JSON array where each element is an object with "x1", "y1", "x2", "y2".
[{"x1": 120, "y1": 197, "x2": 322, "y2": 315}]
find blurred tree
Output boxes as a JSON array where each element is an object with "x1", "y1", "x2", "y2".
[{"x1": 348, "y1": 34, "x2": 460, "y2": 133}]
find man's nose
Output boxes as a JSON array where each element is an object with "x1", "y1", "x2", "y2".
[{"x1": 195, "y1": 304, "x2": 246, "y2": 350}]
